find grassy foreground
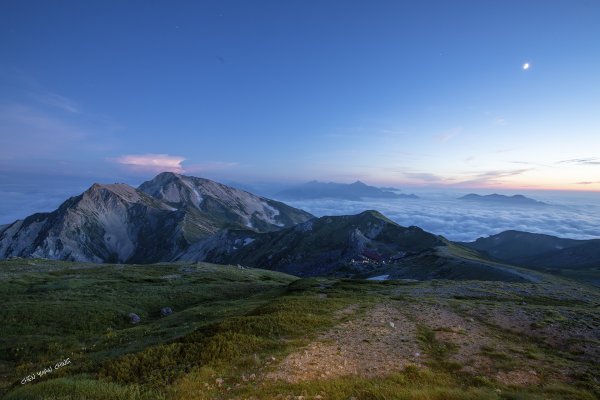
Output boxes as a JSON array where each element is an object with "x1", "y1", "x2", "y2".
[{"x1": 1, "y1": 259, "x2": 599, "y2": 399}]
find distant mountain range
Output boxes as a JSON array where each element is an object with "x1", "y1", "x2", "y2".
[
  {"x1": 461, "y1": 230, "x2": 600, "y2": 269},
  {"x1": 461, "y1": 231, "x2": 600, "y2": 285},
  {"x1": 459, "y1": 193, "x2": 546, "y2": 205},
  {"x1": 276, "y1": 180, "x2": 418, "y2": 201}
]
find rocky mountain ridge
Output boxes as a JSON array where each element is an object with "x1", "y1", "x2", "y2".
[
  {"x1": 0, "y1": 172, "x2": 313, "y2": 263},
  {"x1": 177, "y1": 210, "x2": 544, "y2": 282}
]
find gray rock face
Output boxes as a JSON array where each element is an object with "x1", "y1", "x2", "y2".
[
  {"x1": 0, "y1": 183, "x2": 184, "y2": 263},
  {"x1": 176, "y1": 229, "x2": 260, "y2": 263},
  {"x1": 128, "y1": 313, "x2": 141, "y2": 324},
  {"x1": 0, "y1": 173, "x2": 314, "y2": 264},
  {"x1": 160, "y1": 307, "x2": 173, "y2": 317},
  {"x1": 139, "y1": 172, "x2": 313, "y2": 232}
]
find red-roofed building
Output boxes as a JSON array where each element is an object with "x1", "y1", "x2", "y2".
[{"x1": 361, "y1": 250, "x2": 384, "y2": 262}]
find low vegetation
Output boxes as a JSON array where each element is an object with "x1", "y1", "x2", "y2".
[{"x1": 1, "y1": 259, "x2": 599, "y2": 399}]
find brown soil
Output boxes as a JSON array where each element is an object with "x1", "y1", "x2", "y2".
[
  {"x1": 267, "y1": 303, "x2": 422, "y2": 383},
  {"x1": 495, "y1": 370, "x2": 541, "y2": 386},
  {"x1": 467, "y1": 305, "x2": 600, "y2": 363},
  {"x1": 406, "y1": 302, "x2": 497, "y2": 375},
  {"x1": 267, "y1": 300, "x2": 568, "y2": 386}
]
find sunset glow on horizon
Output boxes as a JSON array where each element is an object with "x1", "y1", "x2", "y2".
[{"x1": 1, "y1": 1, "x2": 599, "y2": 197}]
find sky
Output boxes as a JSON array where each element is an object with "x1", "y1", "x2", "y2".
[{"x1": 1, "y1": 0, "x2": 600, "y2": 223}]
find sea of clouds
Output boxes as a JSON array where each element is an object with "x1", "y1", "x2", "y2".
[
  {"x1": 0, "y1": 185, "x2": 88, "y2": 227},
  {"x1": 284, "y1": 191, "x2": 600, "y2": 242},
  {"x1": 2, "y1": 184, "x2": 599, "y2": 243}
]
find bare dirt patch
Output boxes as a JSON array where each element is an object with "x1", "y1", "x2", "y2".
[
  {"x1": 267, "y1": 303, "x2": 422, "y2": 383},
  {"x1": 267, "y1": 300, "x2": 575, "y2": 386},
  {"x1": 404, "y1": 301, "x2": 574, "y2": 385},
  {"x1": 495, "y1": 370, "x2": 541, "y2": 386},
  {"x1": 471, "y1": 306, "x2": 600, "y2": 362},
  {"x1": 406, "y1": 303, "x2": 497, "y2": 374}
]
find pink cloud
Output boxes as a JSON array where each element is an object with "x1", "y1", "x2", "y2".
[{"x1": 113, "y1": 154, "x2": 186, "y2": 173}]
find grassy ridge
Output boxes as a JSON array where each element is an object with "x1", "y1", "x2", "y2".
[{"x1": 0, "y1": 259, "x2": 296, "y2": 396}]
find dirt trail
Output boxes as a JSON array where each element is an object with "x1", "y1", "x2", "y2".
[
  {"x1": 267, "y1": 303, "x2": 422, "y2": 383},
  {"x1": 405, "y1": 303, "x2": 541, "y2": 385},
  {"x1": 408, "y1": 303, "x2": 494, "y2": 372},
  {"x1": 267, "y1": 300, "x2": 559, "y2": 386}
]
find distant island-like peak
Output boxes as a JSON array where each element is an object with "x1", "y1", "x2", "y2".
[
  {"x1": 459, "y1": 193, "x2": 546, "y2": 205},
  {"x1": 276, "y1": 180, "x2": 418, "y2": 201}
]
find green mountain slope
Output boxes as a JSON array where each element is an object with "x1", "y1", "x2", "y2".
[
  {"x1": 461, "y1": 230, "x2": 600, "y2": 285},
  {"x1": 217, "y1": 210, "x2": 443, "y2": 276},
  {"x1": 185, "y1": 211, "x2": 546, "y2": 282}
]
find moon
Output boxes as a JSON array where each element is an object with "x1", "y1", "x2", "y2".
[{"x1": 522, "y1": 62, "x2": 530, "y2": 70}]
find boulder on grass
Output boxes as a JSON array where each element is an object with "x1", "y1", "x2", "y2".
[{"x1": 128, "y1": 313, "x2": 141, "y2": 324}]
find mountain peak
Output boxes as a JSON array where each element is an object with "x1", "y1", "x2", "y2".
[
  {"x1": 460, "y1": 193, "x2": 545, "y2": 205},
  {"x1": 138, "y1": 172, "x2": 314, "y2": 232},
  {"x1": 356, "y1": 209, "x2": 393, "y2": 222},
  {"x1": 0, "y1": 174, "x2": 313, "y2": 263},
  {"x1": 152, "y1": 171, "x2": 185, "y2": 183},
  {"x1": 138, "y1": 173, "x2": 203, "y2": 207},
  {"x1": 277, "y1": 180, "x2": 417, "y2": 201},
  {"x1": 84, "y1": 183, "x2": 142, "y2": 203},
  {"x1": 156, "y1": 171, "x2": 180, "y2": 177},
  {"x1": 213, "y1": 209, "x2": 443, "y2": 277}
]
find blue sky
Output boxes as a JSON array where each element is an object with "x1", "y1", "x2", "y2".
[{"x1": 1, "y1": 0, "x2": 600, "y2": 198}]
